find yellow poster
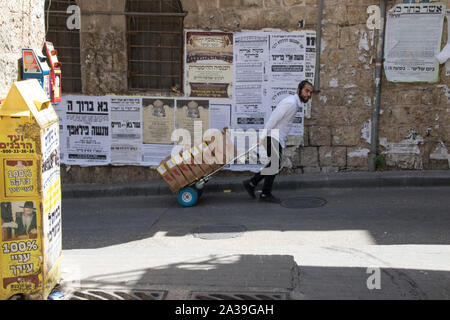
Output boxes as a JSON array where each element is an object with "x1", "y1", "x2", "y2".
[
  {"x1": 4, "y1": 160, "x2": 37, "y2": 197},
  {"x1": 1, "y1": 200, "x2": 42, "y2": 295}
]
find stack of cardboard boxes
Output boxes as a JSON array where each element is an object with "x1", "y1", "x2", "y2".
[{"x1": 157, "y1": 128, "x2": 236, "y2": 193}]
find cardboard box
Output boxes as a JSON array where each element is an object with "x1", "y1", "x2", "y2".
[
  {"x1": 156, "y1": 163, "x2": 179, "y2": 193},
  {"x1": 173, "y1": 152, "x2": 196, "y2": 184},
  {"x1": 190, "y1": 145, "x2": 214, "y2": 175},
  {"x1": 198, "y1": 142, "x2": 222, "y2": 171},
  {"x1": 165, "y1": 157, "x2": 190, "y2": 189},
  {"x1": 182, "y1": 149, "x2": 205, "y2": 179}
]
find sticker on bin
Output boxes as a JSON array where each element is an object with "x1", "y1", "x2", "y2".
[
  {"x1": 166, "y1": 159, "x2": 176, "y2": 169},
  {"x1": 157, "y1": 164, "x2": 167, "y2": 175}
]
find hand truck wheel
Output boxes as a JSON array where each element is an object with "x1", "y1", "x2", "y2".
[{"x1": 177, "y1": 187, "x2": 199, "y2": 207}]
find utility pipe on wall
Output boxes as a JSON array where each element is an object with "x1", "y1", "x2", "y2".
[
  {"x1": 314, "y1": 0, "x2": 324, "y2": 92},
  {"x1": 369, "y1": 0, "x2": 387, "y2": 171}
]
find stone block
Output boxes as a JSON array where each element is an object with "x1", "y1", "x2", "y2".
[
  {"x1": 319, "y1": 146, "x2": 347, "y2": 167},
  {"x1": 287, "y1": 5, "x2": 317, "y2": 26},
  {"x1": 324, "y1": 4, "x2": 347, "y2": 25},
  {"x1": 332, "y1": 126, "x2": 360, "y2": 146},
  {"x1": 284, "y1": 0, "x2": 304, "y2": 6},
  {"x1": 219, "y1": 0, "x2": 242, "y2": 7},
  {"x1": 260, "y1": 8, "x2": 289, "y2": 28},
  {"x1": 346, "y1": 5, "x2": 368, "y2": 25},
  {"x1": 243, "y1": 0, "x2": 264, "y2": 6},
  {"x1": 303, "y1": 166, "x2": 321, "y2": 173},
  {"x1": 264, "y1": 0, "x2": 282, "y2": 7},
  {"x1": 309, "y1": 126, "x2": 331, "y2": 146},
  {"x1": 398, "y1": 89, "x2": 422, "y2": 106},
  {"x1": 347, "y1": 147, "x2": 370, "y2": 167},
  {"x1": 299, "y1": 147, "x2": 319, "y2": 166}
]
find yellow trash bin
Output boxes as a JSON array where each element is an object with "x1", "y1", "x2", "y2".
[{"x1": 0, "y1": 79, "x2": 62, "y2": 300}]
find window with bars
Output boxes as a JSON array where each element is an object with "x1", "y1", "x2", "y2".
[
  {"x1": 44, "y1": 0, "x2": 82, "y2": 93},
  {"x1": 126, "y1": 0, "x2": 185, "y2": 92}
]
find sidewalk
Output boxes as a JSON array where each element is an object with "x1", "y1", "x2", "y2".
[{"x1": 62, "y1": 170, "x2": 450, "y2": 198}]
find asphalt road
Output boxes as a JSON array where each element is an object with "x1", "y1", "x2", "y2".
[{"x1": 60, "y1": 186, "x2": 450, "y2": 299}]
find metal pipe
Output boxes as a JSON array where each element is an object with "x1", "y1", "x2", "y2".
[
  {"x1": 314, "y1": 0, "x2": 324, "y2": 92},
  {"x1": 369, "y1": 0, "x2": 387, "y2": 171}
]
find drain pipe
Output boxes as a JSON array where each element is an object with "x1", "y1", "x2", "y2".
[
  {"x1": 314, "y1": 0, "x2": 324, "y2": 92},
  {"x1": 369, "y1": 0, "x2": 387, "y2": 171}
]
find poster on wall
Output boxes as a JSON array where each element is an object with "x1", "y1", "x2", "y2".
[
  {"x1": 185, "y1": 31, "x2": 234, "y2": 98},
  {"x1": 110, "y1": 97, "x2": 142, "y2": 165},
  {"x1": 62, "y1": 96, "x2": 111, "y2": 165},
  {"x1": 209, "y1": 100, "x2": 232, "y2": 132},
  {"x1": 175, "y1": 99, "x2": 210, "y2": 145},
  {"x1": 268, "y1": 32, "x2": 307, "y2": 83},
  {"x1": 233, "y1": 32, "x2": 269, "y2": 131},
  {"x1": 384, "y1": 2, "x2": 445, "y2": 82},
  {"x1": 140, "y1": 144, "x2": 174, "y2": 166},
  {"x1": 142, "y1": 98, "x2": 175, "y2": 145}
]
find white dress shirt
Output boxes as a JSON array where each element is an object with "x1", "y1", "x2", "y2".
[{"x1": 261, "y1": 94, "x2": 303, "y2": 148}]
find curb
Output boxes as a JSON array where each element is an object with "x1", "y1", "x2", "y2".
[{"x1": 61, "y1": 170, "x2": 450, "y2": 199}]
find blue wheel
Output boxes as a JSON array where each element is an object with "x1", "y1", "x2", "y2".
[{"x1": 177, "y1": 187, "x2": 198, "y2": 207}]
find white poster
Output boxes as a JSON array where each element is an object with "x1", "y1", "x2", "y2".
[
  {"x1": 304, "y1": 30, "x2": 316, "y2": 84},
  {"x1": 51, "y1": 97, "x2": 68, "y2": 163},
  {"x1": 110, "y1": 97, "x2": 142, "y2": 165},
  {"x1": 234, "y1": 32, "x2": 270, "y2": 83},
  {"x1": 233, "y1": 32, "x2": 270, "y2": 131},
  {"x1": 140, "y1": 144, "x2": 174, "y2": 166},
  {"x1": 384, "y1": 2, "x2": 445, "y2": 82},
  {"x1": 62, "y1": 96, "x2": 111, "y2": 165},
  {"x1": 269, "y1": 32, "x2": 306, "y2": 83},
  {"x1": 209, "y1": 100, "x2": 232, "y2": 131}
]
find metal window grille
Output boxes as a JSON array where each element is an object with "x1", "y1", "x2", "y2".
[
  {"x1": 45, "y1": 0, "x2": 82, "y2": 93},
  {"x1": 126, "y1": 0, "x2": 185, "y2": 92}
]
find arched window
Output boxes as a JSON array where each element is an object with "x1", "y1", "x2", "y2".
[
  {"x1": 44, "y1": 0, "x2": 82, "y2": 93},
  {"x1": 126, "y1": 0, "x2": 185, "y2": 92}
]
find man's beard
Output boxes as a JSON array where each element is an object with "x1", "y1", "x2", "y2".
[
  {"x1": 300, "y1": 95, "x2": 310, "y2": 103},
  {"x1": 23, "y1": 214, "x2": 32, "y2": 229}
]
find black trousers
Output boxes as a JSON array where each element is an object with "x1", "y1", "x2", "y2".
[{"x1": 250, "y1": 136, "x2": 283, "y2": 195}]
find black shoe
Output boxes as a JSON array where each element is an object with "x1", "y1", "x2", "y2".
[
  {"x1": 259, "y1": 193, "x2": 281, "y2": 204},
  {"x1": 243, "y1": 180, "x2": 256, "y2": 199}
]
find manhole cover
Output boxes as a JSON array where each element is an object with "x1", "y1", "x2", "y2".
[
  {"x1": 280, "y1": 197, "x2": 327, "y2": 209},
  {"x1": 193, "y1": 224, "x2": 247, "y2": 240},
  {"x1": 68, "y1": 288, "x2": 167, "y2": 300},
  {"x1": 190, "y1": 291, "x2": 288, "y2": 300}
]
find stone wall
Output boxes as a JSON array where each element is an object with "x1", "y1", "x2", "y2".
[
  {"x1": 2, "y1": 0, "x2": 450, "y2": 185},
  {"x1": 62, "y1": 0, "x2": 450, "y2": 184},
  {"x1": 0, "y1": 0, "x2": 45, "y2": 98}
]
